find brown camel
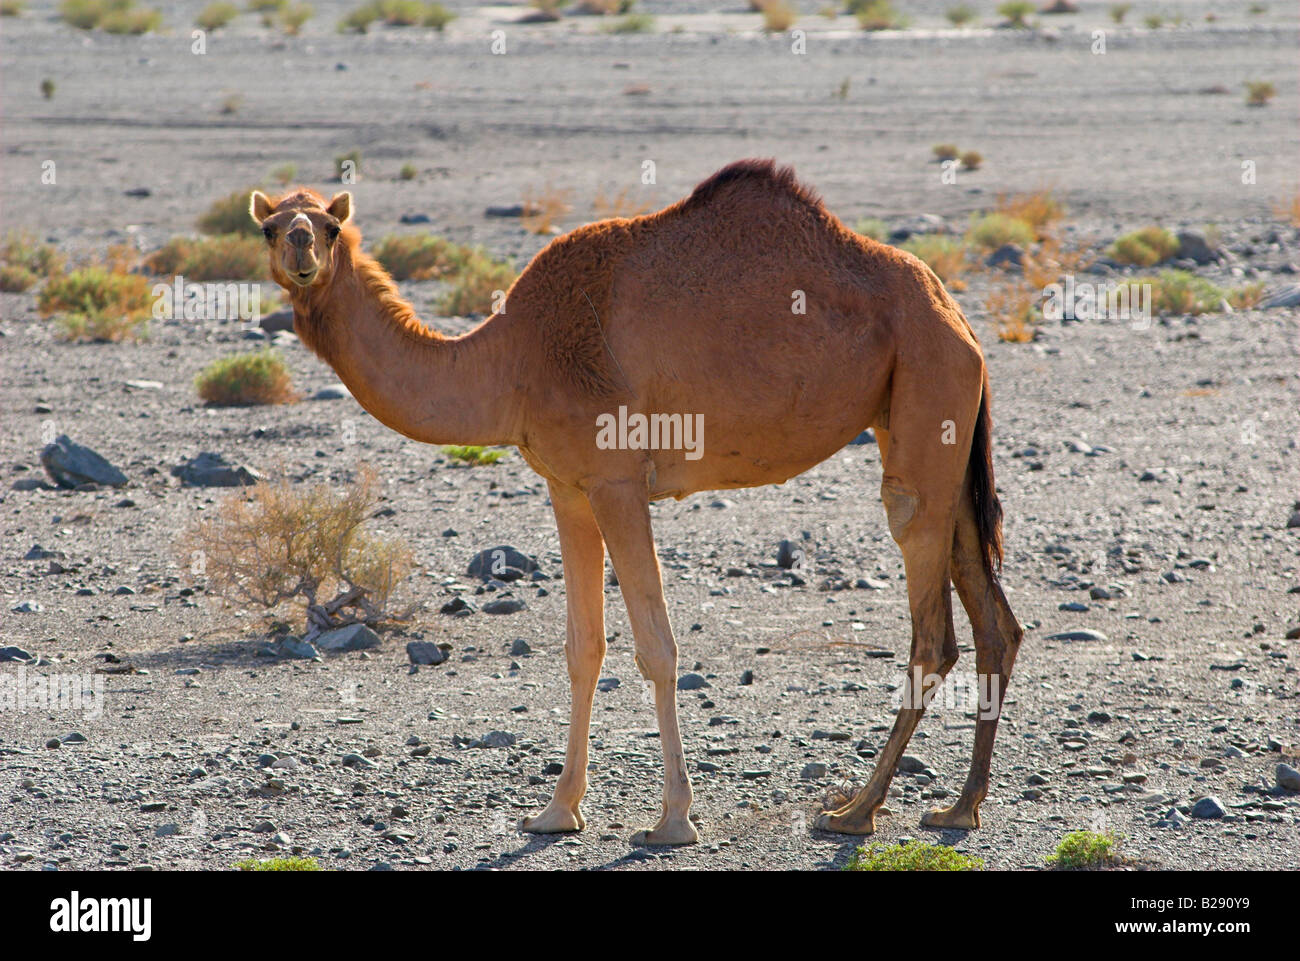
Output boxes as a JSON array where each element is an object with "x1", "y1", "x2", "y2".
[{"x1": 249, "y1": 159, "x2": 1023, "y2": 846}]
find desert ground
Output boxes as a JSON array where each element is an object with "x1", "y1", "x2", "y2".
[{"x1": 0, "y1": 0, "x2": 1298, "y2": 871}]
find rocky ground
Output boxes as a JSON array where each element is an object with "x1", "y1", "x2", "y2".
[{"x1": 1, "y1": 1, "x2": 1298, "y2": 870}]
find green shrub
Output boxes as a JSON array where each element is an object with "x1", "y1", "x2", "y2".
[
  {"x1": 234, "y1": 856, "x2": 321, "y2": 871},
  {"x1": 199, "y1": 188, "x2": 266, "y2": 237},
  {"x1": 145, "y1": 235, "x2": 267, "y2": 282},
  {"x1": 196, "y1": 1, "x2": 238, "y2": 29},
  {"x1": 0, "y1": 264, "x2": 38, "y2": 292},
  {"x1": 853, "y1": 217, "x2": 887, "y2": 241},
  {"x1": 1046, "y1": 831, "x2": 1118, "y2": 869},
  {"x1": 1109, "y1": 226, "x2": 1179, "y2": 266},
  {"x1": 442, "y1": 445, "x2": 507, "y2": 465},
  {"x1": 997, "y1": 0, "x2": 1034, "y2": 27},
  {"x1": 966, "y1": 212, "x2": 1034, "y2": 251},
  {"x1": 39, "y1": 264, "x2": 152, "y2": 342},
  {"x1": 845, "y1": 842, "x2": 984, "y2": 871},
  {"x1": 195, "y1": 348, "x2": 296, "y2": 405}
]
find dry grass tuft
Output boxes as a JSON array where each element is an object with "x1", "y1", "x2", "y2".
[
  {"x1": 522, "y1": 183, "x2": 573, "y2": 235},
  {"x1": 592, "y1": 186, "x2": 653, "y2": 220},
  {"x1": 901, "y1": 235, "x2": 968, "y2": 290},
  {"x1": 986, "y1": 277, "x2": 1040, "y2": 342},
  {"x1": 145, "y1": 234, "x2": 267, "y2": 282},
  {"x1": 38, "y1": 260, "x2": 152, "y2": 342}
]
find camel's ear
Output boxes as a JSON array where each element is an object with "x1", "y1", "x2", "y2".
[
  {"x1": 249, "y1": 190, "x2": 274, "y2": 225},
  {"x1": 326, "y1": 191, "x2": 353, "y2": 225}
]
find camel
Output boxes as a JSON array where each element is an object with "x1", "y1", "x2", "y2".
[{"x1": 249, "y1": 159, "x2": 1023, "y2": 846}]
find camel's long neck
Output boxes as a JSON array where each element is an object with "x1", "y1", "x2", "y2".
[{"x1": 292, "y1": 245, "x2": 526, "y2": 448}]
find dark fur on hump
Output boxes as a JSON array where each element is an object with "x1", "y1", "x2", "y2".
[{"x1": 678, "y1": 158, "x2": 826, "y2": 215}]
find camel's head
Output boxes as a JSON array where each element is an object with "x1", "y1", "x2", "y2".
[{"x1": 249, "y1": 188, "x2": 352, "y2": 290}]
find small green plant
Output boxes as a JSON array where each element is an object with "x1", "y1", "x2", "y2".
[
  {"x1": 196, "y1": 1, "x2": 238, "y2": 29},
  {"x1": 101, "y1": 4, "x2": 163, "y2": 33},
  {"x1": 604, "y1": 11, "x2": 653, "y2": 31},
  {"x1": 220, "y1": 93, "x2": 243, "y2": 114},
  {"x1": 853, "y1": 217, "x2": 887, "y2": 241},
  {"x1": 279, "y1": 0, "x2": 312, "y2": 32},
  {"x1": 527, "y1": 0, "x2": 568, "y2": 20},
  {"x1": 959, "y1": 150, "x2": 983, "y2": 170},
  {"x1": 996, "y1": 0, "x2": 1035, "y2": 27},
  {"x1": 271, "y1": 163, "x2": 298, "y2": 186},
  {"x1": 1143, "y1": 13, "x2": 1162, "y2": 28},
  {"x1": 234, "y1": 856, "x2": 321, "y2": 871},
  {"x1": 442, "y1": 445, "x2": 507, "y2": 466},
  {"x1": 1245, "y1": 81, "x2": 1276, "y2": 107},
  {"x1": 946, "y1": 4, "x2": 975, "y2": 26},
  {"x1": 1108, "y1": 226, "x2": 1179, "y2": 266},
  {"x1": 1046, "y1": 830, "x2": 1118, "y2": 869},
  {"x1": 853, "y1": 0, "x2": 905, "y2": 30},
  {"x1": 845, "y1": 842, "x2": 984, "y2": 871},
  {"x1": 399, "y1": 163, "x2": 418, "y2": 181},
  {"x1": 195, "y1": 348, "x2": 296, "y2": 405},
  {"x1": 41, "y1": 77, "x2": 56, "y2": 99},
  {"x1": 1108, "y1": 3, "x2": 1129, "y2": 22},
  {"x1": 966, "y1": 212, "x2": 1034, "y2": 250},
  {"x1": 932, "y1": 143, "x2": 960, "y2": 162}
]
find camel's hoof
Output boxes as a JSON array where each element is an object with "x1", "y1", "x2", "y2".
[
  {"x1": 921, "y1": 804, "x2": 980, "y2": 830},
  {"x1": 520, "y1": 805, "x2": 585, "y2": 834},
  {"x1": 630, "y1": 819, "x2": 699, "y2": 847},
  {"x1": 814, "y1": 810, "x2": 877, "y2": 836}
]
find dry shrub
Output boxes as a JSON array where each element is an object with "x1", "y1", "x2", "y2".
[
  {"x1": 758, "y1": 0, "x2": 797, "y2": 31},
  {"x1": 180, "y1": 465, "x2": 414, "y2": 639},
  {"x1": 901, "y1": 235, "x2": 968, "y2": 290},
  {"x1": 199, "y1": 188, "x2": 264, "y2": 237},
  {"x1": 959, "y1": 150, "x2": 983, "y2": 171},
  {"x1": 39, "y1": 262, "x2": 152, "y2": 342},
  {"x1": 145, "y1": 234, "x2": 267, "y2": 281},
  {"x1": 439, "y1": 251, "x2": 516, "y2": 316},
  {"x1": 372, "y1": 232, "x2": 466, "y2": 281},
  {"x1": 2, "y1": 231, "x2": 64, "y2": 278},
  {"x1": 1109, "y1": 226, "x2": 1179, "y2": 266},
  {"x1": 592, "y1": 186, "x2": 653, "y2": 220},
  {"x1": 932, "y1": 143, "x2": 960, "y2": 162},
  {"x1": 986, "y1": 277, "x2": 1039, "y2": 343},
  {"x1": 1023, "y1": 235, "x2": 1090, "y2": 290},
  {"x1": 522, "y1": 183, "x2": 573, "y2": 234},
  {"x1": 996, "y1": 189, "x2": 1065, "y2": 241},
  {"x1": 1276, "y1": 194, "x2": 1300, "y2": 227},
  {"x1": 0, "y1": 265, "x2": 38, "y2": 292},
  {"x1": 195, "y1": 348, "x2": 297, "y2": 405}
]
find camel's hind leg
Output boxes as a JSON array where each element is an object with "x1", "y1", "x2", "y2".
[
  {"x1": 922, "y1": 479, "x2": 1023, "y2": 830},
  {"x1": 816, "y1": 333, "x2": 985, "y2": 835},
  {"x1": 521, "y1": 482, "x2": 606, "y2": 835}
]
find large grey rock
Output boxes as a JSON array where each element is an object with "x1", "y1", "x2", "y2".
[
  {"x1": 1260, "y1": 284, "x2": 1300, "y2": 309},
  {"x1": 470, "y1": 731, "x2": 516, "y2": 749},
  {"x1": 481, "y1": 597, "x2": 526, "y2": 615},
  {"x1": 1174, "y1": 230, "x2": 1221, "y2": 265},
  {"x1": 0, "y1": 646, "x2": 34, "y2": 663},
  {"x1": 172, "y1": 452, "x2": 261, "y2": 488},
  {"x1": 1045, "y1": 629, "x2": 1109, "y2": 642},
  {"x1": 316, "y1": 623, "x2": 381, "y2": 652},
  {"x1": 677, "y1": 673, "x2": 710, "y2": 690},
  {"x1": 467, "y1": 545, "x2": 539, "y2": 581},
  {"x1": 259, "y1": 306, "x2": 295, "y2": 332},
  {"x1": 276, "y1": 636, "x2": 319, "y2": 659},
  {"x1": 1277, "y1": 763, "x2": 1300, "y2": 793},
  {"x1": 406, "y1": 641, "x2": 448, "y2": 666},
  {"x1": 1190, "y1": 795, "x2": 1226, "y2": 819},
  {"x1": 40, "y1": 435, "x2": 128, "y2": 489}
]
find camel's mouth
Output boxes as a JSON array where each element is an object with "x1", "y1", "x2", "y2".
[{"x1": 291, "y1": 268, "x2": 318, "y2": 286}]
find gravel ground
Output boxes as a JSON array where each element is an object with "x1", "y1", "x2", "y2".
[{"x1": 1, "y1": 1, "x2": 1298, "y2": 871}]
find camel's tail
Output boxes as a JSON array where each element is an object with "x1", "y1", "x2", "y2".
[{"x1": 969, "y1": 369, "x2": 1004, "y2": 576}]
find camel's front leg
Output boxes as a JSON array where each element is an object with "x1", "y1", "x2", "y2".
[
  {"x1": 588, "y1": 479, "x2": 698, "y2": 846},
  {"x1": 521, "y1": 482, "x2": 606, "y2": 835}
]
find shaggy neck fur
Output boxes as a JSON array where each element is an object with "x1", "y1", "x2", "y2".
[{"x1": 289, "y1": 229, "x2": 526, "y2": 448}]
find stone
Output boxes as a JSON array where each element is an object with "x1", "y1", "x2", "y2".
[
  {"x1": 800, "y1": 762, "x2": 829, "y2": 780},
  {"x1": 776, "y1": 539, "x2": 804, "y2": 569},
  {"x1": 1277, "y1": 763, "x2": 1300, "y2": 793},
  {"x1": 314, "y1": 384, "x2": 351, "y2": 400},
  {"x1": 341, "y1": 753, "x2": 375, "y2": 769},
  {"x1": 406, "y1": 641, "x2": 448, "y2": 666},
  {"x1": 470, "y1": 731, "x2": 516, "y2": 749},
  {"x1": 171, "y1": 452, "x2": 261, "y2": 488},
  {"x1": 509, "y1": 638, "x2": 532, "y2": 657},
  {"x1": 1174, "y1": 230, "x2": 1221, "y2": 265},
  {"x1": 985, "y1": 243, "x2": 1025, "y2": 271},
  {"x1": 1045, "y1": 629, "x2": 1108, "y2": 642},
  {"x1": 40, "y1": 435, "x2": 128, "y2": 489},
  {"x1": 481, "y1": 597, "x2": 526, "y2": 615},
  {"x1": 439, "y1": 596, "x2": 476, "y2": 616},
  {"x1": 467, "y1": 545, "x2": 539, "y2": 581},
  {"x1": 316, "y1": 623, "x2": 381, "y2": 652},
  {"x1": 677, "y1": 673, "x2": 710, "y2": 690},
  {"x1": 897, "y1": 755, "x2": 930, "y2": 774},
  {"x1": 277, "y1": 636, "x2": 319, "y2": 659},
  {"x1": 1260, "y1": 284, "x2": 1300, "y2": 309},
  {"x1": 1189, "y1": 796, "x2": 1226, "y2": 819},
  {"x1": 259, "y1": 307, "x2": 295, "y2": 332}
]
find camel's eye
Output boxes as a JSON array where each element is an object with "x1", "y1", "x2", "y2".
[
  {"x1": 262, "y1": 224, "x2": 276, "y2": 243},
  {"x1": 325, "y1": 222, "x2": 340, "y2": 243}
]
